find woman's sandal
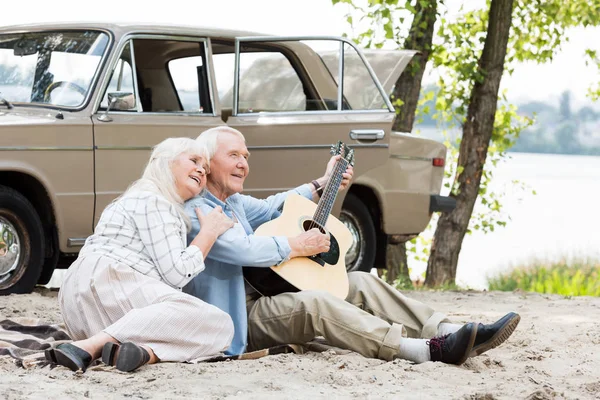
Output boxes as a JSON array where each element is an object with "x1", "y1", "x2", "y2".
[
  {"x1": 101, "y1": 342, "x2": 151, "y2": 372},
  {"x1": 44, "y1": 343, "x2": 93, "y2": 372}
]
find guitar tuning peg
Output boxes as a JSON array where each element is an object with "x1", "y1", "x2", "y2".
[{"x1": 348, "y1": 149, "x2": 355, "y2": 166}]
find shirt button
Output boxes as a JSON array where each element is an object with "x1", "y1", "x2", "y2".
[{"x1": 187, "y1": 274, "x2": 191, "y2": 277}]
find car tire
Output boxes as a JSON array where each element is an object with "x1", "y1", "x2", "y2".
[
  {"x1": 36, "y1": 229, "x2": 59, "y2": 286},
  {"x1": 340, "y1": 193, "x2": 376, "y2": 273},
  {"x1": 0, "y1": 186, "x2": 45, "y2": 295},
  {"x1": 37, "y1": 255, "x2": 58, "y2": 286}
]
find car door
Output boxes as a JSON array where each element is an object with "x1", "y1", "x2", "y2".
[
  {"x1": 91, "y1": 35, "x2": 224, "y2": 225},
  {"x1": 210, "y1": 37, "x2": 394, "y2": 214}
]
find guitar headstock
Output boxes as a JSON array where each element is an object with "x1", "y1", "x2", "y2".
[{"x1": 330, "y1": 141, "x2": 355, "y2": 167}]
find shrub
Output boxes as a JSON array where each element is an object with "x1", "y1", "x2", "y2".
[{"x1": 488, "y1": 258, "x2": 600, "y2": 296}]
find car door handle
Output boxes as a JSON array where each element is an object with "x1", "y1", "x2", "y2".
[{"x1": 349, "y1": 129, "x2": 385, "y2": 141}]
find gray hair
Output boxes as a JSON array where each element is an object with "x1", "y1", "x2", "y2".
[
  {"x1": 125, "y1": 137, "x2": 208, "y2": 229},
  {"x1": 196, "y1": 126, "x2": 245, "y2": 160}
]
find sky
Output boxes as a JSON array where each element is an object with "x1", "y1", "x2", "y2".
[{"x1": 2, "y1": 0, "x2": 599, "y2": 109}]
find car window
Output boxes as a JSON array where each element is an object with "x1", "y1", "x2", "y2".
[
  {"x1": 211, "y1": 53, "x2": 235, "y2": 110},
  {"x1": 220, "y1": 38, "x2": 389, "y2": 115},
  {"x1": 46, "y1": 52, "x2": 104, "y2": 107},
  {"x1": 320, "y1": 44, "x2": 388, "y2": 111},
  {"x1": 0, "y1": 49, "x2": 36, "y2": 102},
  {"x1": 100, "y1": 41, "x2": 135, "y2": 110},
  {"x1": 99, "y1": 38, "x2": 212, "y2": 114},
  {"x1": 239, "y1": 52, "x2": 305, "y2": 113},
  {"x1": 168, "y1": 56, "x2": 207, "y2": 112},
  {"x1": 0, "y1": 30, "x2": 109, "y2": 108},
  {"x1": 215, "y1": 51, "x2": 306, "y2": 114},
  {"x1": 343, "y1": 44, "x2": 388, "y2": 110}
]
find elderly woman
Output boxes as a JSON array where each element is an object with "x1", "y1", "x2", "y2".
[{"x1": 45, "y1": 137, "x2": 234, "y2": 373}]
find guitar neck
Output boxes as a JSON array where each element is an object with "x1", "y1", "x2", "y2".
[{"x1": 313, "y1": 159, "x2": 348, "y2": 226}]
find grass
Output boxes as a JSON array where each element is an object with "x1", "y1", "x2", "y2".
[{"x1": 487, "y1": 258, "x2": 600, "y2": 297}]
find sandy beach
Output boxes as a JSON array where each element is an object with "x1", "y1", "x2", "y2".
[{"x1": 1, "y1": 287, "x2": 599, "y2": 399}]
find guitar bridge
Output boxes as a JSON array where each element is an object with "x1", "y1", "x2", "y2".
[{"x1": 308, "y1": 255, "x2": 326, "y2": 267}]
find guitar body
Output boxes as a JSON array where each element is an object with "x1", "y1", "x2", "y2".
[{"x1": 244, "y1": 194, "x2": 351, "y2": 299}]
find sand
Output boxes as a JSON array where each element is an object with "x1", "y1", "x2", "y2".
[{"x1": 1, "y1": 287, "x2": 599, "y2": 400}]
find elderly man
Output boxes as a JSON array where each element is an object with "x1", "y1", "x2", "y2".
[{"x1": 184, "y1": 127, "x2": 519, "y2": 364}]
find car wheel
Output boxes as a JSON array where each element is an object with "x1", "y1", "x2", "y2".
[
  {"x1": 340, "y1": 193, "x2": 376, "y2": 273},
  {"x1": 37, "y1": 229, "x2": 59, "y2": 286},
  {"x1": 0, "y1": 186, "x2": 45, "y2": 295}
]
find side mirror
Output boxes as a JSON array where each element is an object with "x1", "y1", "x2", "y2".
[{"x1": 97, "y1": 92, "x2": 135, "y2": 122}]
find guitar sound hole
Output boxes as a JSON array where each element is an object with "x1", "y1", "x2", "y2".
[
  {"x1": 301, "y1": 220, "x2": 340, "y2": 267},
  {"x1": 302, "y1": 220, "x2": 326, "y2": 234}
]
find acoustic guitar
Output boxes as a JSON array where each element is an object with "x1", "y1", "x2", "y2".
[{"x1": 243, "y1": 142, "x2": 355, "y2": 299}]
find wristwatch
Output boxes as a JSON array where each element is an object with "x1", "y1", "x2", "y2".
[{"x1": 311, "y1": 180, "x2": 324, "y2": 197}]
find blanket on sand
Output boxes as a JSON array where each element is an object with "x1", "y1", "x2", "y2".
[{"x1": 0, "y1": 318, "x2": 348, "y2": 370}]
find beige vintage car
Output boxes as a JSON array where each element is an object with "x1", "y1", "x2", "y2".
[{"x1": 0, "y1": 23, "x2": 455, "y2": 294}]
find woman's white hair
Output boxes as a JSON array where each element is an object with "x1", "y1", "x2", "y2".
[
  {"x1": 196, "y1": 126, "x2": 245, "y2": 160},
  {"x1": 125, "y1": 137, "x2": 208, "y2": 229}
]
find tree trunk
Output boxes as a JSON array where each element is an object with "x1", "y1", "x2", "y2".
[
  {"x1": 391, "y1": 0, "x2": 438, "y2": 132},
  {"x1": 425, "y1": 0, "x2": 514, "y2": 286},
  {"x1": 384, "y1": 237, "x2": 411, "y2": 287},
  {"x1": 385, "y1": 0, "x2": 438, "y2": 287}
]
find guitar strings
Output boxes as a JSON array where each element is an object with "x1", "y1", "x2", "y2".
[
  {"x1": 310, "y1": 161, "x2": 341, "y2": 231},
  {"x1": 308, "y1": 157, "x2": 349, "y2": 232},
  {"x1": 309, "y1": 144, "x2": 352, "y2": 231},
  {"x1": 310, "y1": 162, "x2": 337, "y2": 232}
]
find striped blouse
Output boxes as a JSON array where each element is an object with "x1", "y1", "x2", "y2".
[{"x1": 79, "y1": 190, "x2": 205, "y2": 289}]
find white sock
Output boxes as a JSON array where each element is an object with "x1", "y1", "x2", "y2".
[
  {"x1": 437, "y1": 323, "x2": 461, "y2": 336},
  {"x1": 397, "y1": 337, "x2": 431, "y2": 363}
]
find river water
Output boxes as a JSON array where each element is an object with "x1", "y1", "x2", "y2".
[{"x1": 409, "y1": 152, "x2": 600, "y2": 289}]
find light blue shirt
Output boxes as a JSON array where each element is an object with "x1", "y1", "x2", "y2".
[{"x1": 183, "y1": 184, "x2": 313, "y2": 355}]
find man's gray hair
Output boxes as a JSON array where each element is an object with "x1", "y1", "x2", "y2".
[
  {"x1": 196, "y1": 127, "x2": 245, "y2": 160},
  {"x1": 125, "y1": 137, "x2": 208, "y2": 229}
]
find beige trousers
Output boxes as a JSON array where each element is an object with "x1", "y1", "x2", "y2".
[{"x1": 246, "y1": 272, "x2": 448, "y2": 361}]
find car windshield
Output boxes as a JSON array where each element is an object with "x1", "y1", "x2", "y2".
[{"x1": 0, "y1": 30, "x2": 109, "y2": 108}]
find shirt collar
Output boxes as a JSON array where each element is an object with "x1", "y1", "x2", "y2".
[{"x1": 203, "y1": 190, "x2": 236, "y2": 208}]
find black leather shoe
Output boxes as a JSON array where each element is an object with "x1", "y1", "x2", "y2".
[
  {"x1": 470, "y1": 312, "x2": 520, "y2": 357},
  {"x1": 428, "y1": 322, "x2": 477, "y2": 365},
  {"x1": 102, "y1": 342, "x2": 150, "y2": 372},
  {"x1": 44, "y1": 343, "x2": 93, "y2": 372},
  {"x1": 101, "y1": 342, "x2": 119, "y2": 366}
]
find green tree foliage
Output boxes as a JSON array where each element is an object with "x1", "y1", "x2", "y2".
[
  {"x1": 428, "y1": 0, "x2": 600, "y2": 240},
  {"x1": 334, "y1": 0, "x2": 600, "y2": 285}
]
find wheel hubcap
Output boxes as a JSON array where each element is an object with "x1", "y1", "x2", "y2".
[
  {"x1": 340, "y1": 211, "x2": 362, "y2": 270},
  {"x1": 0, "y1": 216, "x2": 21, "y2": 283}
]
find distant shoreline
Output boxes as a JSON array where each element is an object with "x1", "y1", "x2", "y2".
[{"x1": 508, "y1": 149, "x2": 600, "y2": 157}]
